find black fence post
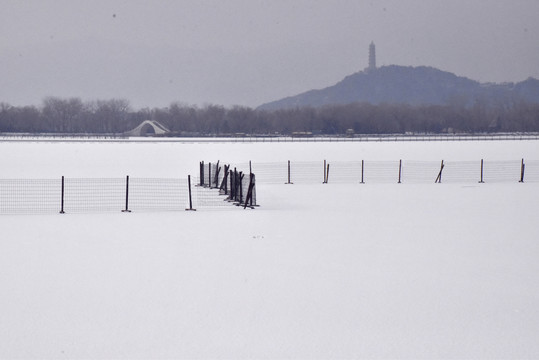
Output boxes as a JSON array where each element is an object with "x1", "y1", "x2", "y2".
[
  {"x1": 239, "y1": 172, "x2": 244, "y2": 203},
  {"x1": 398, "y1": 159, "x2": 402, "y2": 184},
  {"x1": 323, "y1": 160, "x2": 327, "y2": 183},
  {"x1": 122, "y1": 175, "x2": 131, "y2": 212},
  {"x1": 208, "y1": 162, "x2": 212, "y2": 189},
  {"x1": 286, "y1": 160, "x2": 293, "y2": 184},
  {"x1": 360, "y1": 160, "x2": 365, "y2": 184},
  {"x1": 59, "y1": 176, "x2": 65, "y2": 214},
  {"x1": 479, "y1": 159, "x2": 485, "y2": 183},
  {"x1": 185, "y1": 175, "x2": 196, "y2": 211},
  {"x1": 435, "y1": 160, "x2": 444, "y2": 183},
  {"x1": 244, "y1": 173, "x2": 256, "y2": 209},
  {"x1": 229, "y1": 169, "x2": 235, "y2": 200},
  {"x1": 519, "y1": 158, "x2": 525, "y2": 183},
  {"x1": 215, "y1": 160, "x2": 220, "y2": 188},
  {"x1": 220, "y1": 165, "x2": 229, "y2": 194},
  {"x1": 199, "y1": 161, "x2": 204, "y2": 186}
]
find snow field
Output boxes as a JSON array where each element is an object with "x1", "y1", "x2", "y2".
[{"x1": 1, "y1": 139, "x2": 539, "y2": 358}]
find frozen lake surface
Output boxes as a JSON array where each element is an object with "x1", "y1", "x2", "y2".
[{"x1": 1, "y1": 139, "x2": 538, "y2": 358}]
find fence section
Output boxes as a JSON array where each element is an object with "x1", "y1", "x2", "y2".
[
  {"x1": 64, "y1": 178, "x2": 125, "y2": 213},
  {"x1": 199, "y1": 160, "x2": 258, "y2": 208},
  {"x1": 0, "y1": 175, "x2": 256, "y2": 215},
  {"x1": 0, "y1": 178, "x2": 61, "y2": 214},
  {"x1": 250, "y1": 159, "x2": 538, "y2": 185}
]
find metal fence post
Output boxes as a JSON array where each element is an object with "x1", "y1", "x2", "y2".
[
  {"x1": 360, "y1": 160, "x2": 365, "y2": 184},
  {"x1": 122, "y1": 175, "x2": 131, "y2": 212},
  {"x1": 519, "y1": 158, "x2": 525, "y2": 183},
  {"x1": 286, "y1": 160, "x2": 293, "y2": 184},
  {"x1": 199, "y1": 161, "x2": 204, "y2": 186},
  {"x1": 479, "y1": 159, "x2": 485, "y2": 183},
  {"x1": 185, "y1": 175, "x2": 196, "y2": 211},
  {"x1": 59, "y1": 176, "x2": 65, "y2": 214},
  {"x1": 398, "y1": 159, "x2": 402, "y2": 184}
]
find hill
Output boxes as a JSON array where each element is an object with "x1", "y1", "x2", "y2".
[{"x1": 257, "y1": 65, "x2": 539, "y2": 110}]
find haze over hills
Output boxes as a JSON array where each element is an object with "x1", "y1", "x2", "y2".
[{"x1": 257, "y1": 65, "x2": 539, "y2": 110}]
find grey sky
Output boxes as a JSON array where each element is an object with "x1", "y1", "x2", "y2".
[{"x1": 1, "y1": 0, "x2": 538, "y2": 109}]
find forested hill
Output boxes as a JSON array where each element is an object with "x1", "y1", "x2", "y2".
[{"x1": 257, "y1": 65, "x2": 539, "y2": 110}]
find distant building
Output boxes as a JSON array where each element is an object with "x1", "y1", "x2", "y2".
[
  {"x1": 366, "y1": 41, "x2": 376, "y2": 72},
  {"x1": 125, "y1": 120, "x2": 170, "y2": 136}
]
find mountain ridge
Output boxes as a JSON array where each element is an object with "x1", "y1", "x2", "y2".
[{"x1": 257, "y1": 65, "x2": 539, "y2": 110}]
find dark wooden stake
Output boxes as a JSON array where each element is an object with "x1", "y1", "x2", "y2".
[
  {"x1": 326, "y1": 164, "x2": 330, "y2": 183},
  {"x1": 199, "y1": 161, "x2": 204, "y2": 186},
  {"x1": 398, "y1": 159, "x2": 402, "y2": 184},
  {"x1": 215, "y1": 160, "x2": 220, "y2": 187},
  {"x1": 208, "y1": 162, "x2": 212, "y2": 189},
  {"x1": 244, "y1": 173, "x2": 255, "y2": 209},
  {"x1": 220, "y1": 165, "x2": 230, "y2": 194},
  {"x1": 185, "y1": 175, "x2": 196, "y2": 211},
  {"x1": 323, "y1": 160, "x2": 327, "y2": 183},
  {"x1": 59, "y1": 176, "x2": 65, "y2": 214},
  {"x1": 360, "y1": 160, "x2": 365, "y2": 184},
  {"x1": 122, "y1": 175, "x2": 131, "y2": 212},
  {"x1": 239, "y1": 172, "x2": 244, "y2": 203}
]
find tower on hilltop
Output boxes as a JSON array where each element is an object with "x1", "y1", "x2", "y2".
[{"x1": 367, "y1": 41, "x2": 376, "y2": 72}]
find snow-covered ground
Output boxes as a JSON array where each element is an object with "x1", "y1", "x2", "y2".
[{"x1": 1, "y1": 139, "x2": 539, "y2": 358}]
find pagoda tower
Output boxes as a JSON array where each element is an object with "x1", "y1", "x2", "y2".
[{"x1": 368, "y1": 41, "x2": 376, "y2": 71}]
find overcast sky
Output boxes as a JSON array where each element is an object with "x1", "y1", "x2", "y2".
[{"x1": 1, "y1": 0, "x2": 538, "y2": 109}]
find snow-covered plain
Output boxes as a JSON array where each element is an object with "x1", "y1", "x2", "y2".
[{"x1": 1, "y1": 139, "x2": 539, "y2": 358}]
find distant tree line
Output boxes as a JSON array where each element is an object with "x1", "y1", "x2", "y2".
[{"x1": 1, "y1": 97, "x2": 539, "y2": 135}]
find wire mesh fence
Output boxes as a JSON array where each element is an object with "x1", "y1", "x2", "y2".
[
  {"x1": 249, "y1": 159, "x2": 538, "y2": 185},
  {"x1": 198, "y1": 161, "x2": 257, "y2": 209},
  {"x1": 2, "y1": 158, "x2": 537, "y2": 215},
  {"x1": 64, "y1": 178, "x2": 125, "y2": 213},
  {"x1": 0, "y1": 175, "x2": 252, "y2": 215},
  {"x1": 0, "y1": 178, "x2": 61, "y2": 214}
]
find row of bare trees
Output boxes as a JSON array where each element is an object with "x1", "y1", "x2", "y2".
[{"x1": 1, "y1": 97, "x2": 539, "y2": 135}]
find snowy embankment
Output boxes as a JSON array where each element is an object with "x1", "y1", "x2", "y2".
[{"x1": 1, "y1": 139, "x2": 538, "y2": 358}]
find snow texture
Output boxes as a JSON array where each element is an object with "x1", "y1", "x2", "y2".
[{"x1": 1, "y1": 139, "x2": 539, "y2": 358}]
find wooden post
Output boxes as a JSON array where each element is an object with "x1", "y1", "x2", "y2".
[
  {"x1": 220, "y1": 165, "x2": 229, "y2": 194},
  {"x1": 208, "y1": 162, "x2": 212, "y2": 189},
  {"x1": 479, "y1": 159, "x2": 484, "y2": 183},
  {"x1": 122, "y1": 175, "x2": 131, "y2": 212},
  {"x1": 435, "y1": 160, "x2": 444, "y2": 183},
  {"x1": 360, "y1": 160, "x2": 365, "y2": 184},
  {"x1": 59, "y1": 176, "x2": 65, "y2": 214},
  {"x1": 398, "y1": 159, "x2": 402, "y2": 184},
  {"x1": 519, "y1": 158, "x2": 525, "y2": 183},
  {"x1": 323, "y1": 160, "x2": 327, "y2": 183},
  {"x1": 326, "y1": 164, "x2": 330, "y2": 184},
  {"x1": 214, "y1": 160, "x2": 220, "y2": 188},
  {"x1": 199, "y1": 161, "x2": 204, "y2": 186},
  {"x1": 244, "y1": 173, "x2": 255, "y2": 209},
  {"x1": 185, "y1": 175, "x2": 196, "y2": 211},
  {"x1": 229, "y1": 169, "x2": 235, "y2": 200}
]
